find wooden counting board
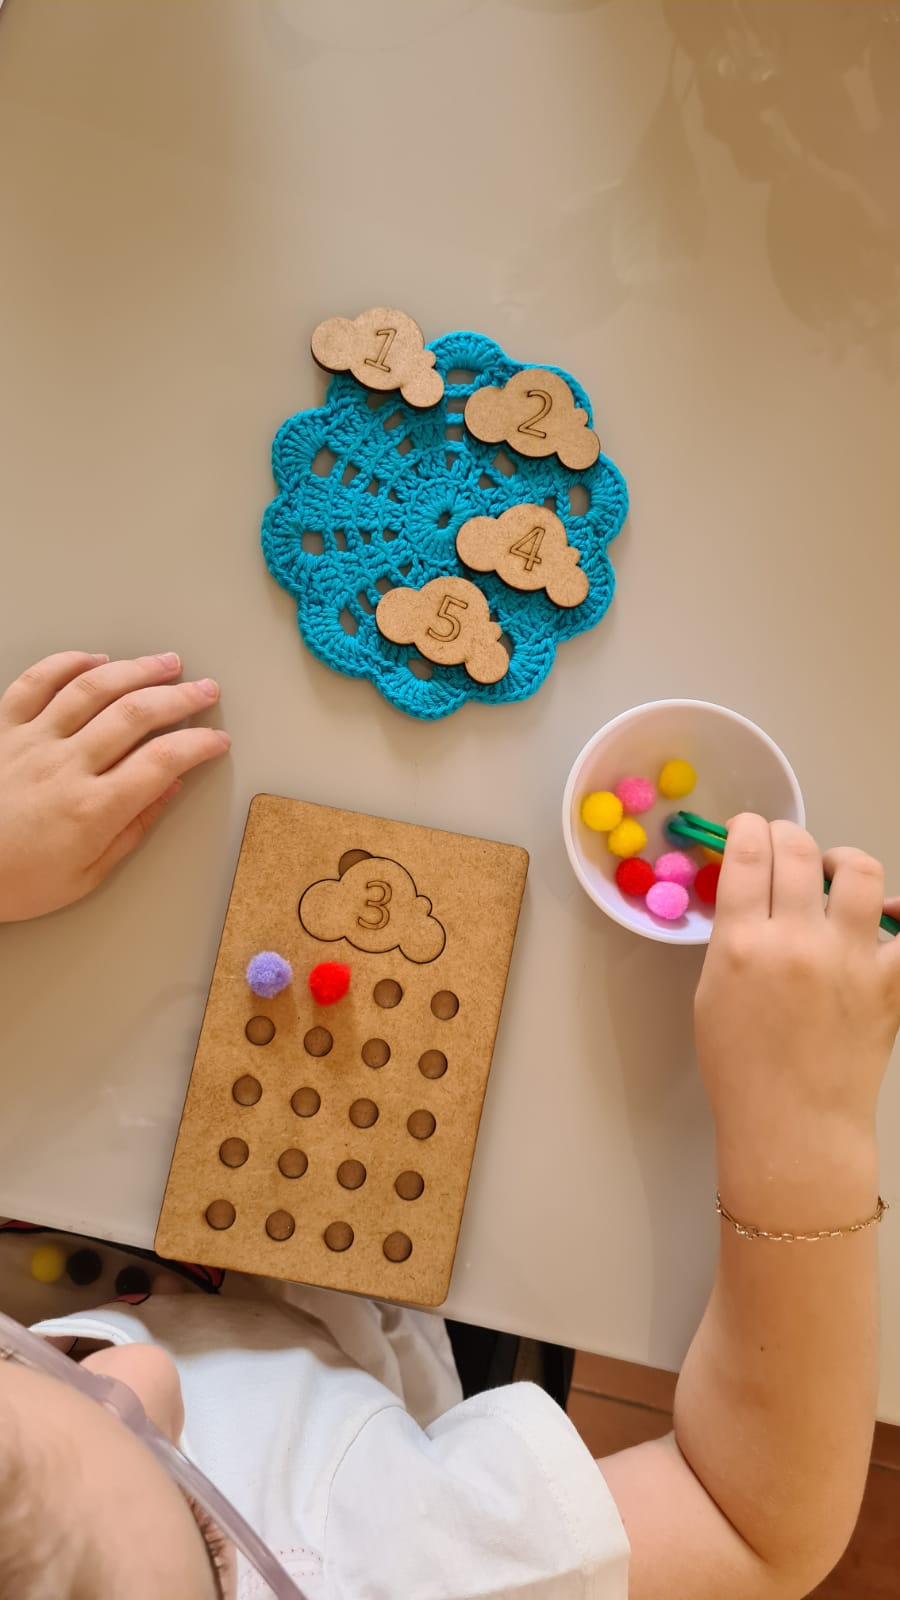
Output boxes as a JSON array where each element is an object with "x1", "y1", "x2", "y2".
[{"x1": 155, "y1": 795, "x2": 528, "y2": 1306}]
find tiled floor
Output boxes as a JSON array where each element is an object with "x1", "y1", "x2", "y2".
[{"x1": 567, "y1": 1353, "x2": 900, "y2": 1597}]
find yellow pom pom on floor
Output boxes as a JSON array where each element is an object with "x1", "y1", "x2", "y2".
[
  {"x1": 607, "y1": 818, "x2": 647, "y2": 859},
  {"x1": 658, "y1": 758, "x2": 697, "y2": 800},
  {"x1": 580, "y1": 791, "x2": 623, "y2": 833},
  {"x1": 30, "y1": 1244, "x2": 66, "y2": 1284}
]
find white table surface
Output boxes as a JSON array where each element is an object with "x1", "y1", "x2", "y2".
[{"x1": 2, "y1": 0, "x2": 899, "y2": 1419}]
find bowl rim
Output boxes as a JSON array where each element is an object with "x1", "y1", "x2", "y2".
[{"x1": 561, "y1": 698, "x2": 806, "y2": 945}]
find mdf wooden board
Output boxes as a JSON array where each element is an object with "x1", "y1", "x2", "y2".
[{"x1": 155, "y1": 795, "x2": 528, "y2": 1306}]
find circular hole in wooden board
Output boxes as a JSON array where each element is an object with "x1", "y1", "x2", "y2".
[
  {"x1": 418, "y1": 1050, "x2": 447, "y2": 1080},
  {"x1": 245, "y1": 1016, "x2": 275, "y2": 1046},
  {"x1": 266, "y1": 1210, "x2": 295, "y2": 1241},
  {"x1": 278, "y1": 1148, "x2": 308, "y2": 1179},
  {"x1": 219, "y1": 1138, "x2": 249, "y2": 1168},
  {"x1": 395, "y1": 1170, "x2": 424, "y2": 1201},
  {"x1": 430, "y1": 990, "x2": 459, "y2": 1020},
  {"x1": 361, "y1": 1038, "x2": 390, "y2": 1069},
  {"x1": 349, "y1": 1098, "x2": 379, "y2": 1129},
  {"x1": 206, "y1": 1200, "x2": 236, "y2": 1231},
  {"x1": 337, "y1": 1159, "x2": 366, "y2": 1190},
  {"x1": 324, "y1": 1221, "x2": 354, "y2": 1252},
  {"x1": 373, "y1": 979, "x2": 402, "y2": 1009},
  {"x1": 291, "y1": 1087, "x2": 321, "y2": 1118},
  {"x1": 304, "y1": 1026, "x2": 333, "y2": 1057},
  {"x1": 232, "y1": 1075, "x2": 262, "y2": 1107},
  {"x1": 407, "y1": 1110, "x2": 436, "y2": 1140},
  {"x1": 383, "y1": 1232, "x2": 413, "y2": 1263}
]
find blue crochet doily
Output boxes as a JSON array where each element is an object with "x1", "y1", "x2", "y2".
[{"x1": 262, "y1": 331, "x2": 628, "y2": 720}]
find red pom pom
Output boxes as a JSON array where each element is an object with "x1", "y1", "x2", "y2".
[
  {"x1": 616, "y1": 858, "x2": 656, "y2": 898},
  {"x1": 695, "y1": 862, "x2": 721, "y2": 905},
  {"x1": 308, "y1": 962, "x2": 351, "y2": 1005}
]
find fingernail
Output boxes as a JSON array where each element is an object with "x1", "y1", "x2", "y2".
[
  {"x1": 215, "y1": 730, "x2": 232, "y2": 751},
  {"x1": 163, "y1": 778, "x2": 184, "y2": 802},
  {"x1": 196, "y1": 678, "x2": 219, "y2": 698},
  {"x1": 159, "y1": 652, "x2": 181, "y2": 670},
  {"x1": 90, "y1": 653, "x2": 110, "y2": 664}
]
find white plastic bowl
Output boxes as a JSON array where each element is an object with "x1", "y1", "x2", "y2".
[{"x1": 562, "y1": 699, "x2": 805, "y2": 945}]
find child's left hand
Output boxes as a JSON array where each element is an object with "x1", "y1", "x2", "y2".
[{"x1": 0, "y1": 650, "x2": 230, "y2": 922}]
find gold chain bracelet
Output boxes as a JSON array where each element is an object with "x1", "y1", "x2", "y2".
[{"x1": 716, "y1": 1192, "x2": 889, "y2": 1242}]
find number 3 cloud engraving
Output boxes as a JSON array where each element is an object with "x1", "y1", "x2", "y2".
[{"x1": 299, "y1": 854, "x2": 446, "y2": 963}]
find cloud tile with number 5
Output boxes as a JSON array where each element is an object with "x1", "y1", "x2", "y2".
[
  {"x1": 464, "y1": 368, "x2": 600, "y2": 469},
  {"x1": 299, "y1": 854, "x2": 446, "y2": 963},
  {"x1": 376, "y1": 576, "x2": 509, "y2": 685},
  {"x1": 457, "y1": 504, "x2": 589, "y2": 609},
  {"x1": 311, "y1": 306, "x2": 444, "y2": 408}
]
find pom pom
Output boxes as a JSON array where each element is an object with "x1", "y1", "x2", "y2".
[
  {"x1": 309, "y1": 961, "x2": 351, "y2": 1006},
  {"x1": 613, "y1": 776, "x2": 656, "y2": 815},
  {"x1": 654, "y1": 850, "x2": 697, "y2": 888},
  {"x1": 658, "y1": 758, "x2": 697, "y2": 800},
  {"x1": 646, "y1": 881, "x2": 689, "y2": 921},
  {"x1": 30, "y1": 1245, "x2": 66, "y2": 1284},
  {"x1": 616, "y1": 858, "x2": 656, "y2": 898},
  {"x1": 607, "y1": 818, "x2": 648, "y2": 859},
  {"x1": 695, "y1": 862, "x2": 722, "y2": 905},
  {"x1": 580, "y1": 791, "x2": 623, "y2": 832},
  {"x1": 246, "y1": 951, "x2": 293, "y2": 999},
  {"x1": 701, "y1": 845, "x2": 724, "y2": 864}
]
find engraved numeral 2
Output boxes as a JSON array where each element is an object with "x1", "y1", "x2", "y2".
[
  {"x1": 517, "y1": 388, "x2": 552, "y2": 439},
  {"x1": 363, "y1": 327, "x2": 397, "y2": 374},
  {"x1": 426, "y1": 593, "x2": 469, "y2": 643},
  {"x1": 357, "y1": 879, "x2": 392, "y2": 931},
  {"x1": 508, "y1": 526, "x2": 545, "y2": 572}
]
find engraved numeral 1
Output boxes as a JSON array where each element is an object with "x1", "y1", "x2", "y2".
[{"x1": 363, "y1": 327, "x2": 397, "y2": 373}]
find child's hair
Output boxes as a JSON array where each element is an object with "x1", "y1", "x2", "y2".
[{"x1": 0, "y1": 1404, "x2": 94, "y2": 1600}]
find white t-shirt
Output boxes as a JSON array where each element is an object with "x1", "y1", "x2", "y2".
[{"x1": 34, "y1": 1281, "x2": 629, "y2": 1599}]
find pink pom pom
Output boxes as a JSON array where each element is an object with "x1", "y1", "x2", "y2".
[
  {"x1": 653, "y1": 851, "x2": 697, "y2": 888},
  {"x1": 646, "y1": 881, "x2": 689, "y2": 921},
  {"x1": 614, "y1": 776, "x2": 656, "y2": 815}
]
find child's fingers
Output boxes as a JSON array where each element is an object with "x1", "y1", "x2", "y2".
[
  {"x1": 78, "y1": 679, "x2": 220, "y2": 771},
  {"x1": 770, "y1": 821, "x2": 826, "y2": 921},
  {"x1": 822, "y1": 848, "x2": 885, "y2": 940},
  {"x1": 41, "y1": 653, "x2": 182, "y2": 736},
  {"x1": 101, "y1": 726, "x2": 231, "y2": 828},
  {"x1": 715, "y1": 814, "x2": 774, "y2": 924},
  {"x1": 84, "y1": 780, "x2": 184, "y2": 889},
  {"x1": 0, "y1": 651, "x2": 109, "y2": 724}
]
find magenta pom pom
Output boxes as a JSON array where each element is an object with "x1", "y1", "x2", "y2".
[
  {"x1": 645, "y1": 881, "x2": 689, "y2": 921},
  {"x1": 653, "y1": 850, "x2": 697, "y2": 888},
  {"x1": 614, "y1": 776, "x2": 656, "y2": 815},
  {"x1": 246, "y1": 950, "x2": 293, "y2": 998}
]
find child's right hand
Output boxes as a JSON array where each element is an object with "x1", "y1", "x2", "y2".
[
  {"x1": 0, "y1": 650, "x2": 230, "y2": 922},
  {"x1": 695, "y1": 814, "x2": 900, "y2": 1176}
]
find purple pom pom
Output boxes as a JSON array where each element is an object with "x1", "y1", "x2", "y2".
[{"x1": 246, "y1": 951, "x2": 293, "y2": 998}]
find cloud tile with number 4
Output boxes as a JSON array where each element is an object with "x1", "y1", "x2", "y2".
[{"x1": 457, "y1": 504, "x2": 589, "y2": 609}]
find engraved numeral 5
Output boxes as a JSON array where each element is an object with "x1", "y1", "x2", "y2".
[{"x1": 426, "y1": 593, "x2": 469, "y2": 642}]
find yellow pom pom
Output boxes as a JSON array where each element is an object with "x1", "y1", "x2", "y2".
[
  {"x1": 658, "y1": 758, "x2": 697, "y2": 800},
  {"x1": 30, "y1": 1245, "x2": 66, "y2": 1284},
  {"x1": 607, "y1": 818, "x2": 648, "y2": 859},
  {"x1": 580, "y1": 791, "x2": 623, "y2": 833}
]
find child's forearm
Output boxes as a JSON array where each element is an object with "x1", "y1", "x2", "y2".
[{"x1": 674, "y1": 1120, "x2": 880, "y2": 1591}]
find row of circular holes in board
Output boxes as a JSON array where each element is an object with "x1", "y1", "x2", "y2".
[
  {"x1": 245, "y1": 1018, "x2": 450, "y2": 1079},
  {"x1": 231, "y1": 1078, "x2": 438, "y2": 1140},
  {"x1": 205, "y1": 1196, "x2": 414, "y2": 1263},
  {"x1": 244, "y1": 981, "x2": 460, "y2": 1052}
]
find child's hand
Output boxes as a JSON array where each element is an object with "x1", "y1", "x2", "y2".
[
  {"x1": 0, "y1": 650, "x2": 230, "y2": 922},
  {"x1": 695, "y1": 814, "x2": 900, "y2": 1149}
]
